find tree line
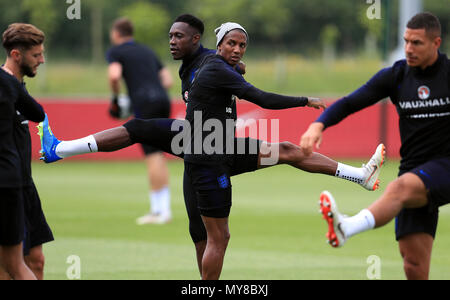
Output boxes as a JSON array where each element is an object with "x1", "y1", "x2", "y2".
[{"x1": 0, "y1": 0, "x2": 448, "y2": 61}]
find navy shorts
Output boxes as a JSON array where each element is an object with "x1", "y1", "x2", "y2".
[
  {"x1": 124, "y1": 118, "x2": 183, "y2": 158},
  {"x1": 22, "y1": 183, "x2": 54, "y2": 256},
  {"x1": 124, "y1": 118, "x2": 262, "y2": 165},
  {"x1": 185, "y1": 162, "x2": 233, "y2": 219},
  {"x1": 395, "y1": 158, "x2": 450, "y2": 240},
  {"x1": 0, "y1": 188, "x2": 25, "y2": 246},
  {"x1": 134, "y1": 100, "x2": 171, "y2": 156}
]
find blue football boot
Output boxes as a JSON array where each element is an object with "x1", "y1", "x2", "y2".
[{"x1": 37, "y1": 114, "x2": 62, "y2": 163}]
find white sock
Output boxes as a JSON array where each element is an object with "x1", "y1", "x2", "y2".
[
  {"x1": 55, "y1": 135, "x2": 98, "y2": 158},
  {"x1": 335, "y1": 163, "x2": 365, "y2": 185},
  {"x1": 150, "y1": 187, "x2": 171, "y2": 217},
  {"x1": 150, "y1": 191, "x2": 161, "y2": 215},
  {"x1": 340, "y1": 209, "x2": 376, "y2": 238},
  {"x1": 158, "y1": 186, "x2": 171, "y2": 218}
]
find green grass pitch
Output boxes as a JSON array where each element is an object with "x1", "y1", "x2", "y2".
[{"x1": 33, "y1": 159, "x2": 450, "y2": 280}]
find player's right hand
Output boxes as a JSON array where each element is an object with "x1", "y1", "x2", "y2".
[
  {"x1": 306, "y1": 97, "x2": 326, "y2": 110},
  {"x1": 300, "y1": 122, "x2": 325, "y2": 156}
]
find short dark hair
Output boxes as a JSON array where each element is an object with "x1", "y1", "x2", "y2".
[
  {"x1": 174, "y1": 14, "x2": 204, "y2": 35},
  {"x1": 2, "y1": 23, "x2": 45, "y2": 56},
  {"x1": 112, "y1": 17, "x2": 134, "y2": 37},
  {"x1": 407, "y1": 12, "x2": 441, "y2": 39}
]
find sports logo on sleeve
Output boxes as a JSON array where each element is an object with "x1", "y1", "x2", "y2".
[{"x1": 418, "y1": 86, "x2": 430, "y2": 100}]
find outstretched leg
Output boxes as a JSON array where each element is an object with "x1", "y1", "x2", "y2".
[
  {"x1": 270, "y1": 141, "x2": 337, "y2": 175},
  {"x1": 368, "y1": 174, "x2": 428, "y2": 227},
  {"x1": 93, "y1": 127, "x2": 133, "y2": 152},
  {"x1": 48, "y1": 126, "x2": 132, "y2": 159},
  {"x1": 320, "y1": 173, "x2": 428, "y2": 248},
  {"x1": 258, "y1": 141, "x2": 385, "y2": 191},
  {"x1": 38, "y1": 115, "x2": 183, "y2": 163},
  {"x1": 319, "y1": 157, "x2": 450, "y2": 280},
  {"x1": 52, "y1": 126, "x2": 133, "y2": 160}
]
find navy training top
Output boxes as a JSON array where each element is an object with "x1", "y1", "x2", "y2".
[
  {"x1": 184, "y1": 54, "x2": 308, "y2": 164},
  {"x1": 179, "y1": 44, "x2": 215, "y2": 103},
  {"x1": 0, "y1": 68, "x2": 44, "y2": 188},
  {"x1": 317, "y1": 52, "x2": 450, "y2": 173},
  {"x1": 106, "y1": 41, "x2": 170, "y2": 113}
]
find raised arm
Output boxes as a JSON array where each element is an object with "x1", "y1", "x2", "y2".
[
  {"x1": 241, "y1": 86, "x2": 325, "y2": 110},
  {"x1": 210, "y1": 59, "x2": 326, "y2": 110},
  {"x1": 300, "y1": 67, "x2": 395, "y2": 155}
]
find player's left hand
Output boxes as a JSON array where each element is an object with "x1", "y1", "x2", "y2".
[
  {"x1": 236, "y1": 61, "x2": 246, "y2": 75},
  {"x1": 306, "y1": 97, "x2": 327, "y2": 110},
  {"x1": 109, "y1": 95, "x2": 121, "y2": 119}
]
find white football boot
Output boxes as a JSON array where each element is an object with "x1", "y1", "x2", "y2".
[
  {"x1": 361, "y1": 144, "x2": 386, "y2": 191},
  {"x1": 319, "y1": 191, "x2": 347, "y2": 248}
]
